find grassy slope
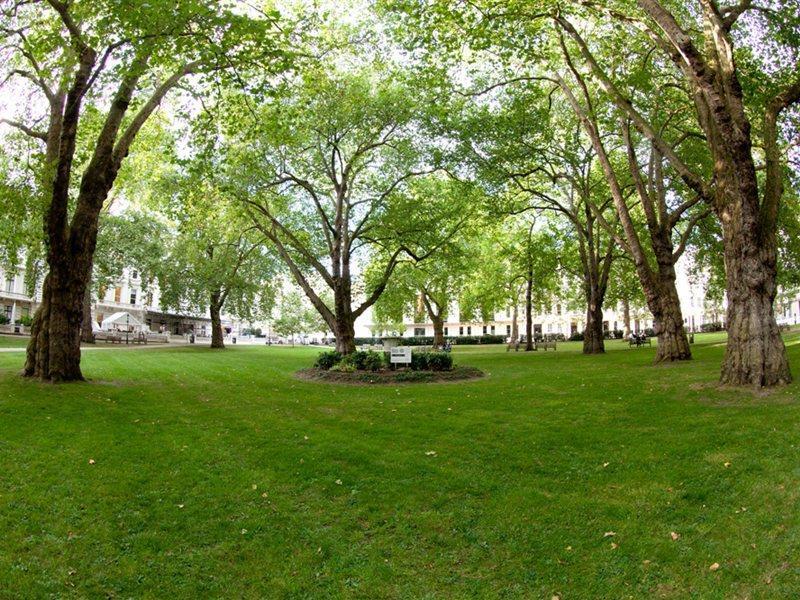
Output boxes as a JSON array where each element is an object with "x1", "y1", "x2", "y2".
[{"x1": 0, "y1": 334, "x2": 798, "y2": 598}]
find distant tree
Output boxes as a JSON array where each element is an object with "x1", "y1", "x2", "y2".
[
  {"x1": 225, "y1": 68, "x2": 470, "y2": 354},
  {"x1": 157, "y1": 175, "x2": 278, "y2": 349},
  {"x1": 0, "y1": 0, "x2": 290, "y2": 381},
  {"x1": 272, "y1": 290, "x2": 326, "y2": 344}
]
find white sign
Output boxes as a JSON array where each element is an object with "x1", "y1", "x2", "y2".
[{"x1": 390, "y1": 346, "x2": 412, "y2": 364}]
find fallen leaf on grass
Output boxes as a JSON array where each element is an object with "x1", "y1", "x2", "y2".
[
  {"x1": 723, "y1": 462, "x2": 731, "y2": 468},
  {"x1": 670, "y1": 531, "x2": 680, "y2": 541},
  {"x1": 603, "y1": 531, "x2": 616, "y2": 538},
  {"x1": 335, "y1": 479, "x2": 342, "y2": 485},
  {"x1": 610, "y1": 542, "x2": 618, "y2": 550},
  {"x1": 709, "y1": 562, "x2": 720, "y2": 571},
  {"x1": 88, "y1": 459, "x2": 95, "y2": 465},
  {"x1": 425, "y1": 451, "x2": 437, "y2": 456}
]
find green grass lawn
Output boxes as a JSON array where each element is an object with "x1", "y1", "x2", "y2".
[
  {"x1": 1, "y1": 333, "x2": 799, "y2": 598},
  {"x1": 0, "y1": 334, "x2": 30, "y2": 348}
]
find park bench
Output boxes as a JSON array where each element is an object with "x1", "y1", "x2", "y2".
[
  {"x1": 628, "y1": 335, "x2": 651, "y2": 348},
  {"x1": 94, "y1": 331, "x2": 123, "y2": 344},
  {"x1": 535, "y1": 340, "x2": 557, "y2": 351}
]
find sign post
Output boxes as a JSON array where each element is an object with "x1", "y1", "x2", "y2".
[{"x1": 390, "y1": 346, "x2": 412, "y2": 365}]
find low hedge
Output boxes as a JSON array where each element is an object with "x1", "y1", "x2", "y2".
[
  {"x1": 314, "y1": 349, "x2": 453, "y2": 372},
  {"x1": 355, "y1": 334, "x2": 505, "y2": 346}
]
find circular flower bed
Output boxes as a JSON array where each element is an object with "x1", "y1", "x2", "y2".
[{"x1": 297, "y1": 349, "x2": 484, "y2": 384}]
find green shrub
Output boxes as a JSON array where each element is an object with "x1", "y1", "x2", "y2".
[
  {"x1": 18, "y1": 315, "x2": 34, "y2": 327},
  {"x1": 426, "y1": 352, "x2": 453, "y2": 372},
  {"x1": 314, "y1": 350, "x2": 342, "y2": 370},
  {"x1": 361, "y1": 351, "x2": 383, "y2": 372},
  {"x1": 410, "y1": 352, "x2": 429, "y2": 371},
  {"x1": 0, "y1": 315, "x2": 9, "y2": 325},
  {"x1": 330, "y1": 361, "x2": 356, "y2": 373}
]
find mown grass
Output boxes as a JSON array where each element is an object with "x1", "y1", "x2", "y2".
[
  {"x1": 0, "y1": 333, "x2": 798, "y2": 598},
  {"x1": 0, "y1": 335, "x2": 30, "y2": 348}
]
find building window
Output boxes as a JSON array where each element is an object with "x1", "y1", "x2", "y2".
[
  {"x1": 506, "y1": 325, "x2": 511, "y2": 335},
  {"x1": 444, "y1": 327, "x2": 448, "y2": 336},
  {"x1": 22, "y1": 307, "x2": 30, "y2": 317},
  {"x1": 130, "y1": 290, "x2": 137, "y2": 304},
  {"x1": 414, "y1": 327, "x2": 425, "y2": 336},
  {"x1": 459, "y1": 326, "x2": 464, "y2": 335},
  {"x1": 482, "y1": 325, "x2": 487, "y2": 334},
  {"x1": 3, "y1": 305, "x2": 11, "y2": 319},
  {"x1": 132, "y1": 270, "x2": 138, "y2": 280},
  {"x1": 5, "y1": 277, "x2": 14, "y2": 292},
  {"x1": 467, "y1": 326, "x2": 472, "y2": 335},
  {"x1": 114, "y1": 287, "x2": 122, "y2": 302},
  {"x1": 491, "y1": 325, "x2": 495, "y2": 334}
]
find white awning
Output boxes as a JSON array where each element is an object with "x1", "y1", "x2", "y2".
[{"x1": 100, "y1": 311, "x2": 143, "y2": 331}]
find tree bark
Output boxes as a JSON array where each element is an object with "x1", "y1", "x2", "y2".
[
  {"x1": 525, "y1": 266, "x2": 534, "y2": 351},
  {"x1": 210, "y1": 292, "x2": 225, "y2": 349},
  {"x1": 334, "y1": 319, "x2": 356, "y2": 354},
  {"x1": 420, "y1": 290, "x2": 446, "y2": 348},
  {"x1": 719, "y1": 190, "x2": 790, "y2": 386},
  {"x1": 583, "y1": 286, "x2": 605, "y2": 354},
  {"x1": 511, "y1": 303, "x2": 519, "y2": 343},
  {"x1": 80, "y1": 284, "x2": 95, "y2": 344},
  {"x1": 432, "y1": 316, "x2": 445, "y2": 348}
]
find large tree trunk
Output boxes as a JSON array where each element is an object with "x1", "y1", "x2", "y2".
[
  {"x1": 334, "y1": 319, "x2": 356, "y2": 354},
  {"x1": 80, "y1": 284, "x2": 95, "y2": 344},
  {"x1": 525, "y1": 268, "x2": 534, "y2": 351},
  {"x1": 432, "y1": 316, "x2": 445, "y2": 348},
  {"x1": 511, "y1": 303, "x2": 519, "y2": 343},
  {"x1": 719, "y1": 193, "x2": 790, "y2": 386},
  {"x1": 210, "y1": 292, "x2": 225, "y2": 349},
  {"x1": 25, "y1": 257, "x2": 90, "y2": 382},
  {"x1": 650, "y1": 261, "x2": 691, "y2": 363},
  {"x1": 421, "y1": 290, "x2": 446, "y2": 348},
  {"x1": 622, "y1": 296, "x2": 631, "y2": 337},
  {"x1": 583, "y1": 292, "x2": 605, "y2": 354}
]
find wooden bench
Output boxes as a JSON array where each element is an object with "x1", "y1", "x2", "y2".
[
  {"x1": 628, "y1": 337, "x2": 651, "y2": 348},
  {"x1": 94, "y1": 332, "x2": 123, "y2": 344},
  {"x1": 535, "y1": 341, "x2": 557, "y2": 351}
]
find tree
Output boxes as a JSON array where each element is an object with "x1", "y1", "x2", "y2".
[
  {"x1": 272, "y1": 290, "x2": 325, "y2": 344},
  {"x1": 556, "y1": 0, "x2": 798, "y2": 385},
  {"x1": 0, "y1": 0, "x2": 288, "y2": 380},
  {"x1": 459, "y1": 84, "x2": 622, "y2": 354},
  {"x1": 92, "y1": 210, "x2": 169, "y2": 331},
  {"x1": 372, "y1": 224, "x2": 477, "y2": 347},
  {"x1": 225, "y1": 67, "x2": 469, "y2": 354},
  {"x1": 156, "y1": 176, "x2": 278, "y2": 349},
  {"x1": 385, "y1": 0, "x2": 799, "y2": 384}
]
